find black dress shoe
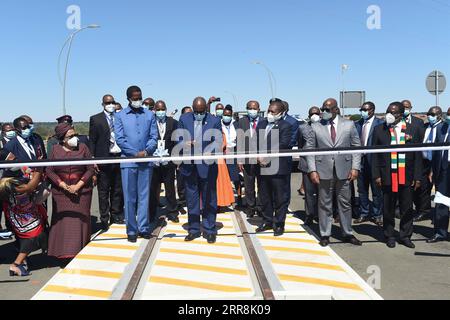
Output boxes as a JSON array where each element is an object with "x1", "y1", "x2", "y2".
[
  {"x1": 354, "y1": 217, "x2": 370, "y2": 224},
  {"x1": 185, "y1": 233, "x2": 201, "y2": 242},
  {"x1": 274, "y1": 227, "x2": 284, "y2": 237},
  {"x1": 256, "y1": 224, "x2": 273, "y2": 233},
  {"x1": 139, "y1": 233, "x2": 151, "y2": 240},
  {"x1": 414, "y1": 213, "x2": 430, "y2": 222},
  {"x1": 206, "y1": 234, "x2": 217, "y2": 244},
  {"x1": 371, "y1": 217, "x2": 383, "y2": 227},
  {"x1": 386, "y1": 239, "x2": 396, "y2": 248},
  {"x1": 344, "y1": 236, "x2": 362, "y2": 246},
  {"x1": 101, "y1": 222, "x2": 110, "y2": 232},
  {"x1": 168, "y1": 215, "x2": 180, "y2": 223},
  {"x1": 426, "y1": 235, "x2": 446, "y2": 243},
  {"x1": 304, "y1": 216, "x2": 314, "y2": 227},
  {"x1": 128, "y1": 235, "x2": 138, "y2": 243},
  {"x1": 319, "y1": 237, "x2": 330, "y2": 247},
  {"x1": 399, "y1": 238, "x2": 415, "y2": 249}
]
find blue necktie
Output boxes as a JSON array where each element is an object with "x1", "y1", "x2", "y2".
[{"x1": 426, "y1": 127, "x2": 435, "y2": 161}]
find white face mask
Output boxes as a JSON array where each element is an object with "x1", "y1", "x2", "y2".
[
  {"x1": 67, "y1": 137, "x2": 79, "y2": 148},
  {"x1": 322, "y1": 111, "x2": 332, "y2": 121},
  {"x1": 310, "y1": 114, "x2": 321, "y2": 123},
  {"x1": 130, "y1": 100, "x2": 143, "y2": 109},
  {"x1": 267, "y1": 113, "x2": 283, "y2": 124},
  {"x1": 105, "y1": 104, "x2": 116, "y2": 113},
  {"x1": 385, "y1": 113, "x2": 397, "y2": 126}
]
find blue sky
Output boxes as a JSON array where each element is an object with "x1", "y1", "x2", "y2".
[{"x1": 0, "y1": 0, "x2": 449, "y2": 121}]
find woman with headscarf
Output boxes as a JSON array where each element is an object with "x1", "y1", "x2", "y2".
[{"x1": 46, "y1": 124, "x2": 95, "y2": 261}]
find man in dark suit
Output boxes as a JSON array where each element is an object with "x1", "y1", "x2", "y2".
[
  {"x1": 176, "y1": 106, "x2": 193, "y2": 209},
  {"x1": 237, "y1": 101, "x2": 263, "y2": 218},
  {"x1": 20, "y1": 116, "x2": 47, "y2": 160},
  {"x1": 176, "y1": 97, "x2": 222, "y2": 244},
  {"x1": 372, "y1": 102, "x2": 422, "y2": 249},
  {"x1": 255, "y1": 100, "x2": 293, "y2": 237},
  {"x1": 354, "y1": 102, "x2": 384, "y2": 226},
  {"x1": 428, "y1": 107, "x2": 450, "y2": 243},
  {"x1": 149, "y1": 100, "x2": 179, "y2": 223},
  {"x1": 89, "y1": 94, "x2": 125, "y2": 230},
  {"x1": 414, "y1": 106, "x2": 444, "y2": 222}
]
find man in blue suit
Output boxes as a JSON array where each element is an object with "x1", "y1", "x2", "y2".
[
  {"x1": 354, "y1": 102, "x2": 384, "y2": 226},
  {"x1": 428, "y1": 107, "x2": 450, "y2": 243},
  {"x1": 115, "y1": 86, "x2": 158, "y2": 243},
  {"x1": 177, "y1": 97, "x2": 222, "y2": 244}
]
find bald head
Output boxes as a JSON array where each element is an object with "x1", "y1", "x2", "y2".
[
  {"x1": 193, "y1": 97, "x2": 207, "y2": 113},
  {"x1": 155, "y1": 100, "x2": 167, "y2": 111},
  {"x1": 247, "y1": 101, "x2": 260, "y2": 111},
  {"x1": 144, "y1": 98, "x2": 155, "y2": 109},
  {"x1": 102, "y1": 95, "x2": 114, "y2": 104}
]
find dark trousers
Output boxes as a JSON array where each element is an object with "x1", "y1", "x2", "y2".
[
  {"x1": 97, "y1": 163, "x2": 124, "y2": 224},
  {"x1": 259, "y1": 174, "x2": 290, "y2": 227},
  {"x1": 435, "y1": 166, "x2": 450, "y2": 239},
  {"x1": 149, "y1": 165, "x2": 178, "y2": 221},
  {"x1": 176, "y1": 169, "x2": 185, "y2": 202},
  {"x1": 357, "y1": 160, "x2": 383, "y2": 219},
  {"x1": 302, "y1": 173, "x2": 318, "y2": 218},
  {"x1": 413, "y1": 161, "x2": 432, "y2": 216},
  {"x1": 242, "y1": 164, "x2": 261, "y2": 211},
  {"x1": 382, "y1": 185, "x2": 414, "y2": 240}
]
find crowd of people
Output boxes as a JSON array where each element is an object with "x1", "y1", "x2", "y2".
[{"x1": 0, "y1": 85, "x2": 449, "y2": 278}]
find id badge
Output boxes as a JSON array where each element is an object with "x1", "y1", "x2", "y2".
[{"x1": 158, "y1": 140, "x2": 166, "y2": 151}]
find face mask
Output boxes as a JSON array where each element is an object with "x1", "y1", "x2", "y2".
[
  {"x1": 385, "y1": 113, "x2": 397, "y2": 126},
  {"x1": 5, "y1": 131, "x2": 16, "y2": 139},
  {"x1": 446, "y1": 116, "x2": 450, "y2": 125},
  {"x1": 404, "y1": 109, "x2": 411, "y2": 117},
  {"x1": 428, "y1": 116, "x2": 438, "y2": 126},
  {"x1": 222, "y1": 116, "x2": 233, "y2": 124},
  {"x1": 267, "y1": 113, "x2": 283, "y2": 124},
  {"x1": 156, "y1": 111, "x2": 167, "y2": 121},
  {"x1": 21, "y1": 128, "x2": 32, "y2": 139},
  {"x1": 310, "y1": 114, "x2": 321, "y2": 123},
  {"x1": 248, "y1": 110, "x2": 258, "y2": 119},
  {"x1": 29, "y1": 124, "x2": 35, "y2": 132},
  {"x1": 130, "y1": 100, "x2": 143, "y2": 109},
  {"x1": 216, "y1": 110, "x2": 224, "y2": 118},
  {"x1": 194, "y1": 113, "x2": 206, "y2": 122},
  {"x1": 67, "y1": 137, "x2": 79, "y2": 148},
  {"x1": 361, "y1": 111, "x2": 370, "y2": 120},
  {"x1": 322, "y1": 111, "x2": 332, "y2": 121},
  {"x1": 105, "y1": 104, "x2": 116, "y2": 113}
]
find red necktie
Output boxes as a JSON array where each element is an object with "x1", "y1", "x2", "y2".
[{"x1": 330, "y1": 120, "x2": 336, "y2": 144}]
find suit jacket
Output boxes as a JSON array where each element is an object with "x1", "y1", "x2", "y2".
[
  {"x1": 256, "y1": 119, "x2": 292, "y2": 176},
  {"x1": 177, "y1": 113, "x2": 222, "y2": 179},
  {"x1": 236, "y1": 115, "x2": 263, "y2": 166},
  {"x1": 284, "y1": 114, "x2": 300, "y2": 148},
  {"x1": 371, "y1": 123, "x2": 422, "y2": 186},
  {"x1": 115, "y1": 107, "x2": 158, "y2": 168},
  {"x1": 408, "y1": 115, "x2": 425, "y2": 141},
  {"x1": 157, "y1": 117, "x2": 179, "y2": 154},
  {"x1": 306, "y1": 116, "x2": 361, "y2": 180},
  {"x1": 297, "y1": 123, "x2": 314, "y2": 173},
  {"x1": 89, "y1": 112, "x2": 114, "y2": 158},
  {"x1": 432, "y1": 123, "x2": 450, "y2": 181},
  {"x1": 355, "y1": 117, "x2": 384, "y2": 168}
]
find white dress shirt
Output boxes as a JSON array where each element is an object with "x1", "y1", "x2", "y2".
[
  {"x1": 105, "y1": 111, "x2": 122, "y2": 154},
  {"x1": 423, "y1": 121, "x2": 441, "y2": 159},
  {"x1": 361, "y1": 116, "x2": 375, "y2": 147},
  {"x1": 17, "y1": 136, "x2": 36, "y2": 159},
  {"x1": 327, "y1": 116, "x2": 339, "y2": 137}
]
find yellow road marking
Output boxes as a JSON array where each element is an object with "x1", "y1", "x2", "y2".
[
  {"x1": 149, "y1": 276, "x2": 252, "y2": 293},
  {"x1": 159, "y1": 248, "x2": 243, "y2": 260},
  {"x1": 258, "y1": 235, "x2": 317, "y2": 244},
  {"x1": 109, "y1": 225, "x2": 126, "y2": 229},
  {"x1": 61, "y1": 269, "x2": 122, "y2": 279},
  {"x1": 97, "y1": 233, "x2": 127, "y2": 239},
  {"x1": 163, "y1": 238, "x2": 240, "y2": 248},
  {"x1": 88, "y1": 243, "x2": 139, "y2": 251},
  {"x1": 165, "y1": 229, "x2": 236, "y2": 235},
  {"x1": 43, "y1": 285, "x2": 111, "y2": 299},
  {"x1": 278, "y1": 274, "x2": 363, "y2": 291},
  {"x1": 155, "y1": 260, "x2": 248, "y2": 275},
  {"x1": 263, "y1": 246, "x2": 329, "y2": 256},
  {"x1": 77, "y1": 254, "x2": 131, "y2": 263},
  {"x1": 271, "y1": 258, "x2": 344, "y2": 271}
]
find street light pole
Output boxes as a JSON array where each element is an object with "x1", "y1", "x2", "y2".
[
  {"x1": 224, "y1": 91, "x2": 239, "y2": 109},
  {"x1": 253, "y1": 61, "x2": 277, "y2": 99},
  {"x1": 58, "y1": 24, "x2": 100, "y2": 116},
  {"x1": 341, "y1": 64, "x2": 349, "y2": 116}
]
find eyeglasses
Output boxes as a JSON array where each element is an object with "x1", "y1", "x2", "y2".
[
  {"x1": 321, "y1": 108, "x2": 332, "y2": 113},
  {"x1": 427, "y1": 113, "x2": 438, "y2": 117}
]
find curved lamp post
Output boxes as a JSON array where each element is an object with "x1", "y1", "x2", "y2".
[
  {"x1": 224, "y1": 90, "x2": 239, "y2": 109},
  {"x1": 58, "y1": 24, "x2": 100, "y2": 115},
  {"x1": 253, "y1": 61, "x2": 277, "y2": 99}
]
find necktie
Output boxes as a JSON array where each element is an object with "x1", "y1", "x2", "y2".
[
  {"x1": 265, "y1": 123, "x2": 274, "y2": 138},
  {"x1": 426, "y1": 126, "x2": 435, "y2": 161},
  {"x1": 361, "y1": 122, "x2": 369, "y2": 146},
  {"x1": 194, "y1": 121, "x2": 202, "y2": 143},
  {"x1": 330, "y1": 121, "x2": 336, "y2": 144}
]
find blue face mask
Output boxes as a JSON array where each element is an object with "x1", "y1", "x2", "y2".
[
  {"x1": 216, "y1": 110, "x2": 224, "y2": 118},
  {"x1": 222, "y1": 116, "x2": 233, "y2": 124},
  {"x1": 21, "y1": 128, "x2": 32, "y2": 139},
  {"x1": 194, "y1": 113, "x2": 206, "y2": 122},
  {"x1": 428, "y1": 116, "x2": 438, "y2": 125},
  {"x1": 361, "y1": 111, "x2": 370, "y2": 120},
  {"x1": 247, "y1": 110, "x2": 259, "y2": 119},
  {"x1": 404, "y1": 109, "x2": 411, "y2": 117},
  {"x1": 447, "y1": 116, "x2": 450, "y2": 125},
  {"x1": 29, "y1": 124, "x2": 35, "y2": 132},
  {"x1": 5, "y1": 131, "x2": 16, "y2": 139},
  {"x1": 156, "y1": 111, "x2": 166, "y2": 121}
]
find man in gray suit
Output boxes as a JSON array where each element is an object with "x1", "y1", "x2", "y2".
[{"x1": 306, "y1": 98, "x2": 362, "y2": 247}]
